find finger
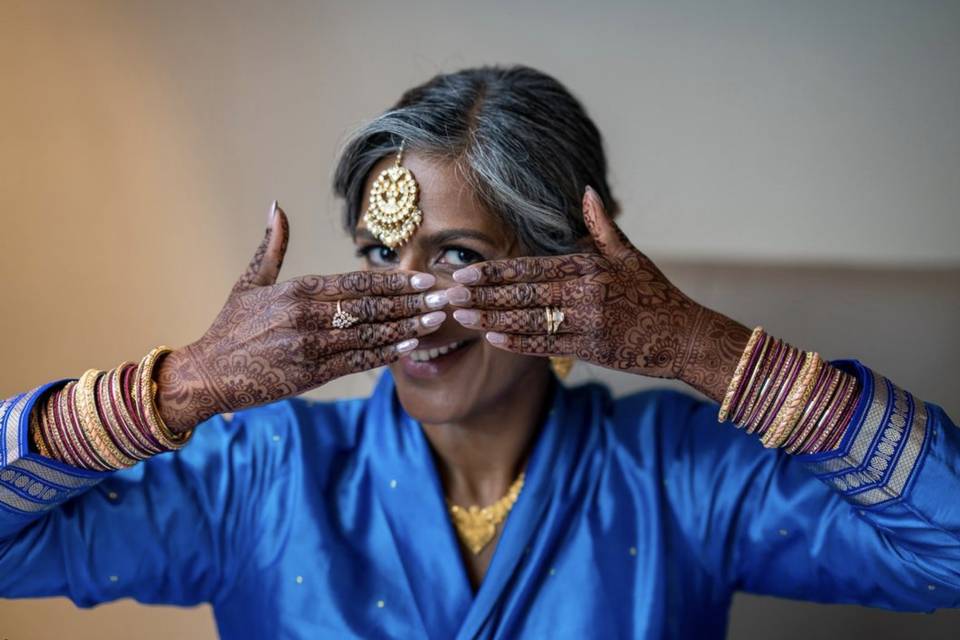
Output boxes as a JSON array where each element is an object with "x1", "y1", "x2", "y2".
[
  {"x1": 452, "y1": 308, "x2": 584, "y2": 335},
  {"x1": 327, "y1": 339, "x2": 419, "y2": 377},
  {"x1": 484, "y1": 332, "x2": 583, "y2": 356},
  {"x1": 233, "y1": 200, "x2": 291, "y2": 292},
  {"x1": 313, "y1": 289, "x2": 448, "y2": 325},
  {"x1": 452, "y1": 254, "x2": 602, "y2": 286},
  {"x1": 447, "y1": 281, "x2": 567, "y2": 309},
  {"x1": 328, "y1": 312, "x2": 446, "y2": 352},
  {"x1": 582, "y1": 185, "x2": 631, "y2": 258},
  {"x1": 289, "y1": 270, "x2": 436, "y2": 301}
]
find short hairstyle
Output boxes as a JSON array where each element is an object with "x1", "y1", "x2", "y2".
[{"x1": 333, "y1": 65, "x2": 618, "y2": 255}]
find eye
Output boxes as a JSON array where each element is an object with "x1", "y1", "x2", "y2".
[
  {"x1": 356, "y1": 244, "x2": 398, "y2": 268},
  {"x1": 439, "y1": 246, "x2": 484, "y2": 267}
]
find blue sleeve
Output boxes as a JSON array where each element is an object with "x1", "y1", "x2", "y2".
[
  {"x1": 0, "y1": 377, "x2": 288, "y2": 607},
  {"x1": 659, "y1": 359, "x2": 960, "y2": 612}
]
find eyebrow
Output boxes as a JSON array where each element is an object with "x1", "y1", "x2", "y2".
[{"x1": 354, "y1": 227, "x2": 498, "y2": 247}]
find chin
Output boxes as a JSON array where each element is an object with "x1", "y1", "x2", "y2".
[{"x1": 388, "y1": 335, "x2": 545, "y2": 425}]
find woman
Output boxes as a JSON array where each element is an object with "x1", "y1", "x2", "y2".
[{"x1": 0, "y1": 66, "x2": 957, "y2": 639}]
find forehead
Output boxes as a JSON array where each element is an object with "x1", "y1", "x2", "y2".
[{"x1": 354, "y1": 151, "x2": 513, "y2": 247}]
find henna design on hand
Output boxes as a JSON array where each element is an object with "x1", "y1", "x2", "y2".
[
  {"x1": 154, "y1": 203, "x2": 440, "y2": 432},
  {"x1": 450, "y1": 186, "x2": 750, "y2": 403}
]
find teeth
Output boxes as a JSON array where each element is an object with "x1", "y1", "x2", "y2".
[{"x1": 409, "y1": 340, "x2": 465, "y2": 362}]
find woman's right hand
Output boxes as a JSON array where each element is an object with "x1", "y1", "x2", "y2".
[{"x1": 154, "y1": 202, "x2": 445, "y2": 432}]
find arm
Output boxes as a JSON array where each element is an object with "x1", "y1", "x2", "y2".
[
  {"x1": 1, "y1": 201, "x2": 440, "y2": 604},
  {"x1": 0, "y1": 380, "x2": 108, "y2": 539},
  {"x1": 0, "y1": 379, "x2": 276, "y2": 606},
  {"x1": 446, "y1": 185, "x2": 959, "y2": 608},
  {"x1": 673, "y1": 292, "x2": 960, "y2": 605},
  {"x1": 658, "y1": 358, "x2": 960, "y2": 610}
]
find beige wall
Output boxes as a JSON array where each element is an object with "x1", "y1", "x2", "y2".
[{"x1": 1, "y1": 1, "x2": 958, "y2": 637}]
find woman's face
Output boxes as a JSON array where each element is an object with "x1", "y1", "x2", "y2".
[{"x1": 353, "y1": 151, "x2": 548, "y2": 424}]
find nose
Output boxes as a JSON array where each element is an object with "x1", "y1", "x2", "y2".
[
  {"x1": 396, "y1": 249, "x2": 426, "y2": 275},
  {"x1": 396, "y1": 249, "x2": 456, "y2": 286}
]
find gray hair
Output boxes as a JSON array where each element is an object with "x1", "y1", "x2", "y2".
[{"x1": 333, "y1": 65, "x2": 619, "y2": 255}]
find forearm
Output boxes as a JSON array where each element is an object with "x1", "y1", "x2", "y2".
[
  {"x1": 26, "y1": 346, "x2": 194, "y2": 473},
  {"x1": 677, "y1": 308, "x2": 860, "y2": 454},
  {"x1": 676, "y1": 305, "x2": 750, "y2": 404},
  {"x1": 153, "y1": 345, "x2": 216, "y2": 434}
]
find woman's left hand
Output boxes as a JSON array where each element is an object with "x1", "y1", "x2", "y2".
[{"x1": 448, "y1": 186, "x2": 750, "y2": 400}]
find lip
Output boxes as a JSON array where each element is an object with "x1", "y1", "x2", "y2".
[{"x1": 399, "y1": 337, "x2": 478, "y2": 381}]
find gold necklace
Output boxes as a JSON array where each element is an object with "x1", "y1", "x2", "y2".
[{"x1": 447, "y1": 472, "x2": 525, "y2": 555}]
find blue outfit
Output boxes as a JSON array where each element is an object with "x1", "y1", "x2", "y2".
[{"x1": 0, "y1": 360, "x2": 958, "y2": 638}]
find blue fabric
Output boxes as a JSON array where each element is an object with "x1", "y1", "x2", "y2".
[{"x1": 1, "y1": 360, "x2": 958, "y2": 638}]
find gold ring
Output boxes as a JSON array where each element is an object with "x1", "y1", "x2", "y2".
[
  {"x1": 544, "y1": 306, "x2": 565, "y2": 335},
  {"x1": 332, "y1": 300, "x2": 360, "y2": 329}
]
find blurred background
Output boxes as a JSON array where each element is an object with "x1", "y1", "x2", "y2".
[{"x1": 1, "y1": 0, "x2": 958, "y2": 637}]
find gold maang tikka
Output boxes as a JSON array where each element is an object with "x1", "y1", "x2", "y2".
[{"x1": 363, "y1": 142, "x2": 423, "y2": 249}]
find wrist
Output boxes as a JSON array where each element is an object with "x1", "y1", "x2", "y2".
[
  {"x1": 676, "y1": 305, "x2": 751, "y2": 404},
  {"x1": 154, "y1": 346, "x2": 209, "y2": 434}
]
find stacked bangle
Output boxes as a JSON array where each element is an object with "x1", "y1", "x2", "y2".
[
  {"x1": 718, "y1": 327, "x2": 861, "y2": 453},
  {"x1": 28, "y1": 345, "x2": 194, "y2": 471}
]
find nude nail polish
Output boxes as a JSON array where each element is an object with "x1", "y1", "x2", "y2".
[
  {"x1": 453, "y1": 267, "x2": 480, "y2": 284},
  {"x1": 410, "y1": 273, "x2": 436, "y2": 290},
  {"x1": 425, "y1": 291, "x2": 448, "y2": 309},
  {"x1": 447, "y1": 286, "x2": 471, "y2": 304},
  {"x1": 453, "y1": 309, "x2": 480, "y2": 325},
  {"x1": 396, "y1": 339, "x2": 418, "y2": 353},
  {"x1": 421, "y1": 311, "x2": 446, "y2": 327}
]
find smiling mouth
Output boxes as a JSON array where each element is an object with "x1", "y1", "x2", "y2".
[{"x1": 408, "y1": 339, "x2": 470, "y2": 362}]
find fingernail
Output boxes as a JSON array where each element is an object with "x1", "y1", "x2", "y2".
[
  {"x1": 410, "y1": 273, "x2": 436, "y2": 290},
  {"x1": 453, "y1": 267, "x2": 480, "y2": 284},
  {"x1": 486, "y1": 331, "x2": 507, "y2": 345},
  {"x1": 447, "y1": 286, "x2": 471, "y2": 305},
  {"x1": 267, "y1": 200, "x2": 278, "y2": 224},
  {"x1": 583, "y1": 186, "x2": 599, "y2": 209},
  {"x1": 420, "y1": 311, "x2": 446, "y2": 327},
  {"x1": 453, "y1": 309, "x2": 480, "y2": 326},
  {"x1": 396, "y1": 338, "x2": 418, "y2": 353},
  {"x1": 424, "y1": 290, "x2": 448, "y2": 309}
]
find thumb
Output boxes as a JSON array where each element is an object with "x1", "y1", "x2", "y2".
[
  {"x1": 233, "y1": 200, "x2": 290, "y2": 292},
  {"x1": 582, "y1": 185, "x2": 630, "y2": 257}
]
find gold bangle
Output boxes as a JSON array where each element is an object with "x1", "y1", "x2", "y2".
[
  {"x1": 786, "y1": 364, "x2": 841, "y2": 454},
  {"x1": 77, "y1": 369, "x2": 136, "y2": 469},
  {"x1": 61, "y1": 380, "x2": 106, "y2": 470},
  {"x1": 763, "y1": 352, "x2": 823, "y2": 448},
  {"x1": 748, "y1": 343, "x2": 799, "y2": 435},
  {"x1": 29, "y1": 403, "x2": 53, "y2": 458},
  {"x1": 718, "y1": 326, "x2": 764, "y2": 422},
  {"x1": 808, "y1": 372, "x2": 858, "y2": 453},
  {"x1": 135, "y1": 346, "x2": 193, "y2": 449},
  {"x1": 112, "y1": 362, "x2": 163, "y2": 455},
  {"x1": 44, "y1": 382, "x2": 69, "y2": 463},
  {"x1": 98, "y1": 365, "x2": 147, "y2": 461},
  {"x1": 750, "y1": 342, "x2": 797, "y2": 435},
  {"x1": 809, "y1": 372, "x2": 857, "y2": 453},
  {"x1": 731, "y1": 334, "x2": 774, "y2": 427}
]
